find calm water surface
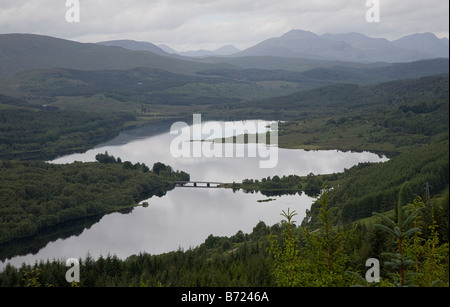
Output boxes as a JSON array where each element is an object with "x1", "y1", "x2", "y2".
[{"x1": 1, "y1": 120, "x2": 387, "y2": 269}]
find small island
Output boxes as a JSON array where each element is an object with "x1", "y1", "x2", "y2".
[{"x1": 223, "y1": 172, "x2": 340, "y2": 197}]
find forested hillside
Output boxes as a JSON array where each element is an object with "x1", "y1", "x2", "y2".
[
  {"x1": 2, "y1": 73, "x2": 447, "y2": 161},
  {"x1": 0, "y1": 97, "x2": 126, "y2": 160},
  {"x1": 272, "y1": 75, "x2": 449, "y2": 154},
  {"x1": 0, "y1": 158, "x2": 189, "y2": 245},
  {"x1": 302, "y1": 134, "x2": 449, "y2": 227}
]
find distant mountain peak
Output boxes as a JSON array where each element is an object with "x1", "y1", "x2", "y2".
[
  {"x1": 214, "y1": 45, "x2": 240, "y2": 54},
  {"x1": 237, "y1": 29, "x2": 364, "y2": 61},
  {"x1": 400, "y1": 32, "x2": 438, "y2": 39},
  {"x1": 281, "y1": 29, "x2": 319, "y2": 39},
  {"x1": 393, "y1": 32, "x2": 448, "y2": 58}
]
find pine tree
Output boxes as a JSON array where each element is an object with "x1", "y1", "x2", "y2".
[
  {"x1": 301, "y1": 190, "x2": 351, "y2": 286},
  {"x1": 372, "y1": 183, "x2": 424, "y2": 286},
  {"x1": 404, "y1": 196, "x2": 449, "y2": 287},
  {"x1": 267, "y1": 208, "x2": 306, "y2": 286}
]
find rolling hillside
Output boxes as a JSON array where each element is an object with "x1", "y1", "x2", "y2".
[{"x1": 0, "y1": 34, "x2": 234, "y2": 78}]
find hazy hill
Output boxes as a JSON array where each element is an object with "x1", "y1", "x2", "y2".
[
  {"x1": 196, "y1": 55, "x2": 391, "y2": 73},
  {"x1": 236, "y1": 29, "x2": 448, "y2": 63},
  {"x1": 0, "y1": 34, "x2": 234, "y2": 78},
  {"x1": 158, "y1": 44, "x2": 178, "y2": 54},
  {"x1": 97, "y1": 39, "x2": 171, "y2": 56},
  {"x1": 6, "y1": 58, "x2": 446, "y2": 112},
  {"x1": 177, "y1": 45, "x2": 241, "y2": 57},
  {"x1": 2, "y1": 32, "x2": 447, "y2": 81},
  {"x1": 322, "y1": 32, "x2": 431, "y2": 62},
  {"x1": 197, "y1": 58, "x2": 449, "y2": 86},
  {"x1": 236, "y1": 30, "x2": 366, "y2": 61},
  {"x1": 245, "y1": 74, "x2": 449, "y2": 119},
  {"x1": 98, "y1": 40, "x2": 240, "y2": 58},
  {"x1": 392, "y1": 32, "x2": 449, "y2": 58}
]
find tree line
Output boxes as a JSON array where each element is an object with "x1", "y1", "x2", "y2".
[{"x1": 228, "y1": 173, "x2": 325, "y2": 197}]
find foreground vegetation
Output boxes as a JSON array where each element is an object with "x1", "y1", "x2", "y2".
[{"x1": 0, "y1": 187, "x2": 447, "y2": 287}]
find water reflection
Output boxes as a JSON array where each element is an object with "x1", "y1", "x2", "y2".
[
  {"x1": 52, "y1": 120, "x2": 387, "y2": 183},
  {"x1": 1, "y1": 189, "x2": 310, "y2": 269},
  {"x1": 0, "y1": 216, "x2": 103, "y2": 262},
  {"x1": 1, "y1": 120, "x2": 388, "y2": 269}
]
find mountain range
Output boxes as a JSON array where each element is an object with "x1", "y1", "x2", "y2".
[
  {"x1": 0, "y1": 33, "x2": 235, "y2": 78},
  {"x1": 97, "y1": 29, "x2": 448, "y2": 63},
  {"x1": 236, "y1": 30, "x2": 448, "y2": 62},
  {"x1": 0, "y1": 30, "x2": 448, "y2": 79},
  {"x1": 98, "y1": 40, "x2": 241, "y2": 58}
]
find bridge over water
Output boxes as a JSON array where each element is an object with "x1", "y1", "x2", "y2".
[{"x1": 173, "y1": 181, "x2": 224, "y2": 188}]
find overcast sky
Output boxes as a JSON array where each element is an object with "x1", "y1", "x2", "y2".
[{"x1": 0, "y1": 0, "x2": 448, "y2": 51}]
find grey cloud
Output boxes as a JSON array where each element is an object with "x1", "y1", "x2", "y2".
[{"x1": 0, "y1": 0, "x2": 447, "y2": 50}]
